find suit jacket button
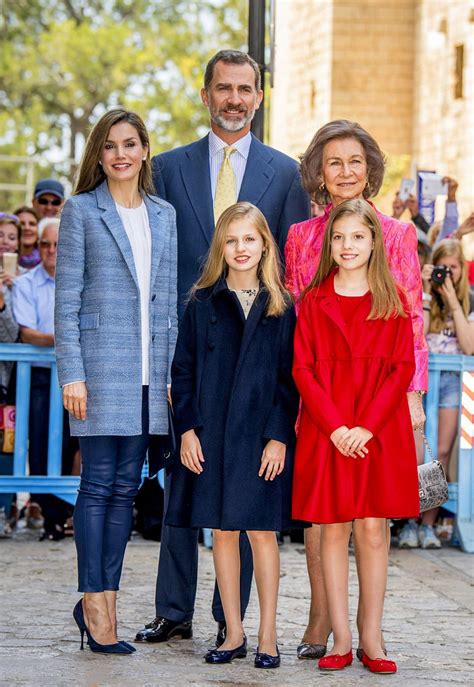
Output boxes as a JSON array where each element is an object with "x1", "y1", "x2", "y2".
[
  {"x1": 152, "y1": 294, "x2": 156, "y2": 301},
  {"x1": 211, "y1": 315, "x2": 217, "y2": 324},
  {"x1": 208, "y1": 341, "x2": 215, "y2": 350}
]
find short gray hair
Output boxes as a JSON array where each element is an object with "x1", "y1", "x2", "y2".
[
  {"x1": 204, "y1": 50, "x2": 261, "y2": 91},
  {"x1": 38, "y1": 217, "x2": 60, "y2": 239},
  {"x1": 300, "y1": 120, "x2": 386, "y2": 204}
]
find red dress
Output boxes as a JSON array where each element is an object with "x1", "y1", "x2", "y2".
[{"x1": 292, "y1": 271, "x2": 420, "y2": 524}]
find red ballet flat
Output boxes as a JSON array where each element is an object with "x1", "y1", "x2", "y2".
[
  {"x1": 318, "y1": 650, "x2": 353, "y2": 671},
  {"x1": 362, "y1": 652, "x2": 397, "y2": 674}
]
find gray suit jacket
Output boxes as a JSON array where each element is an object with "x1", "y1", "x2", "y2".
[{"x1": 54, "y1": 180, "x2": 178, "y2": 436}]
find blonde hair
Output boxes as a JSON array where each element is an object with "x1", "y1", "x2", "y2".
[
  {"x1": 429, "y1": 239, "x2": 469, "y2": 333},
  {"x1": 192, "y1": 202, "x2": 289, "y2": 317},
  {"x1": 304, "y1": 199, "x2": 407, "y2": 320},
  {"x1": 73, "y1": 109, "x2": 154, "y2": 196}
]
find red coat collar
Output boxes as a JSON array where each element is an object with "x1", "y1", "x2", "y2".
[{"x1": 309, "y1": 271, "x2": 372, "y2": 350}]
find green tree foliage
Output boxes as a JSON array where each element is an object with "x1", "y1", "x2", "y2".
[{"x1": 0, "y1": 0, "x2": 247, "y2": 207}]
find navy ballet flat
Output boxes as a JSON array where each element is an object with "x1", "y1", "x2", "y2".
[
  {"x1": 205, "y1": 637, "x2": 247, "y2": 664},
  {"x1": 73, "y1": 599, "x2": 133, "y2": 655},
  {"x1": 254, "y1": 645, "x2": 281, "y2": 669}
]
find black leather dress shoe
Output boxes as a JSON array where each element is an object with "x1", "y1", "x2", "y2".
[
  {"x1": 255, "y1": 645, "x2": 281, "y2": 669},
  {"x1": 205, "y1": 638, "x2": 247, "y2": 664},
  {"x1": 135, "y1": 617, "x2": 192, "y2": 643},
  {"x1": 215, "y1": 621, "x2": 226, "y2": 648}
]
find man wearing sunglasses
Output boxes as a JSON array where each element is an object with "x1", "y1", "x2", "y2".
[
  {"x1": 32, "y1": 179, "x2": 65, "y2": 219},
  {"x1": 13, "y1": 217, "x2": 76, "y2": 541}
]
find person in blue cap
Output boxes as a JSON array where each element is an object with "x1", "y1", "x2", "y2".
[{"x1": 32, "y1": 179, "x2": 65, "y2": 219}]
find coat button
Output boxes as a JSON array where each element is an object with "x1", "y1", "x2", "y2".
[
  {"x1": 152, "y1": 294, "x2": 156, "y2": 301},
  {"x1": 208, "y1": 341, "x2": 215, "y2": 350},
  {"x1": 210, "y1": 315, "x2": 217, "y2": 324}
]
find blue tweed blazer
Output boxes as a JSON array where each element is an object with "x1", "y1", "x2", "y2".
[{"x1": 54, "y1": 180, "x2": 178, "y2": 436}]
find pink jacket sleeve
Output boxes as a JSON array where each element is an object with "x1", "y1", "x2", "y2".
[
  {"x1": 285, "y1": 222, "x2": 305, "y2": 303},
  {"x1": 385, "y1": 219, "x2": 428, "y2": 392}
]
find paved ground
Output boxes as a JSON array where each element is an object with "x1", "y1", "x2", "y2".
[{"x1": 0, "y1": 529, "x2": 473, "y2": 687}]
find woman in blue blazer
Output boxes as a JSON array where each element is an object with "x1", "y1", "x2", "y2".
[{"x1": 55, "y1": 109, "x2": 177, "y2": 654}]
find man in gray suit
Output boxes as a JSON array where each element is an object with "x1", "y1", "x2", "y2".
[{"x1": 136, "y1": 49, "x2": 310, "y2": 645}]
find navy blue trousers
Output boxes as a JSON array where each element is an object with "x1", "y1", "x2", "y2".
[
  {"x1": 155, "y1": 469, "x2": 254, "y2": 623},
  {"x1": 74, "y1": 388, "x2": 149, "y2": 592}
]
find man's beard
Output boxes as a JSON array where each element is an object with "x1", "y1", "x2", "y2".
[{"x1": 210, "y1": 106, "x2": 256, "y2": 133}]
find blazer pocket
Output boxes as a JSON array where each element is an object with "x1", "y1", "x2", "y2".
[{"x1": 79, "y1": 312, "x2": 99, "y2": 330}]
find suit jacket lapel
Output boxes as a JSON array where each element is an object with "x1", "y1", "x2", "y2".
[
  {"x1": 96, "y1": 181, "x2": 139, "y2": 288},
  {"x1": 180, "y1": 135, "x2": 214, "y2": 246},
  {"x1": 143, "y1": 194, "x2": 164, "y2": 288},
  {"x1": 238, "y1": 135, "x2": 274, "y2": 207}
]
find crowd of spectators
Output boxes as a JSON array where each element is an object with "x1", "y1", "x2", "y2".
[
  {"x1": 0, "y1": 173, "x2": 473, "y2": 547},
  {"x1": 392, "y1": 178, "x2": 474, "y2": 549},
  {"x1": 0, "y1": 179, "x2": 79, "y2": 540}
]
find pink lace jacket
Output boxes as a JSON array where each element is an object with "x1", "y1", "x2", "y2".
[{"x1": 285, "y1": 203, "x2": 428, "y2": 392}]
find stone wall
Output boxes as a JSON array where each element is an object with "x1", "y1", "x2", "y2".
[
  {"x1": 270, "y1": 0, "x2": 333, "y2": 160},
  {"x1": 412, "y1": 0, "x2": 474, "y2": 218},
  {"x1": 331, "y1": 0, "x2": 416, "y2": 157},
  {"x1": 270, "y1": 0, "x2": 473, "y2": 219}
]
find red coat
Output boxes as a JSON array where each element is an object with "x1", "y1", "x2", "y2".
[{"x1": 292, "y1": 272, "x2": 420, "y2": 523}]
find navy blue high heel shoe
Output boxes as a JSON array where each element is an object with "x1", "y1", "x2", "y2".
[
  {"x1": 73, "y1": 599, "x2": 132, "y2": 655},
  {"x1": 255, "y1": 645, "x2": 281, "y2": 669},
  {"x1": 205, "y1": 637, "x2": 247, "y2": 664}
]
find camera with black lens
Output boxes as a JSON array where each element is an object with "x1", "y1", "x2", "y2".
[{"x1": 431, "y1": 265, "x2": 451, "y2": 286}]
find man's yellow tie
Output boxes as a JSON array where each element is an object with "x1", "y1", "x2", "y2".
[{"x1": 214, "y1": 146, "x2": 237, "y2": 223}]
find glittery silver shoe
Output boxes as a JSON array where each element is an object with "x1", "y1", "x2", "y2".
[{"x1": 297, "y1": 642, "x2": 327, "y2": 659}]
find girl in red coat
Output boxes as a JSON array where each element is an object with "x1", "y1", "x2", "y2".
[{"x1": 292, "y1": 199, "x2": 419, "y2": 674}]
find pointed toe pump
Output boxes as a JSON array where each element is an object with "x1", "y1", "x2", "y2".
[{"x1": 73, "y1": 599, "x2": 133, "y2": 655}]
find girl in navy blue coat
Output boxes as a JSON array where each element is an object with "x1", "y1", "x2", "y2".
[{"x1": 167, "y1": 202, "x2": 299, "y2": 669}]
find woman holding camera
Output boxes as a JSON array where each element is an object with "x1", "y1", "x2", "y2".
[{"x1": 420, "y1": 239, "x2": 474, "y2": 548}]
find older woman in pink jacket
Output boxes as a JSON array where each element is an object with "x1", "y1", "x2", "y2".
[{"x1": 285, "y1": 120, "x2": 428, "y2": 662}]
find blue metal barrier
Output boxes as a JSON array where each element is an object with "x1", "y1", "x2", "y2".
[
  {"x1": 0, "y1": 343, "x2": 79, "y2": 505},
  {"x1": 0, "y1": 345, "x2": 472, "y2": 551},
  {"x1": 424, "y1": 353, "x2": 474, "y2": 553}
]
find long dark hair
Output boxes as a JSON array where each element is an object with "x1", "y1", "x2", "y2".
[{"x1": 73, "y1": 109, "x2": 154, "y2": 196}]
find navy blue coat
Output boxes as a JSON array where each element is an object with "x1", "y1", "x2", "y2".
[
  {"x1": 166, "y1": 280, "x2": 300, "y2": 531},
  {"x1": 152, "y1": 134, "x2": 310, "y2": 318}
]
